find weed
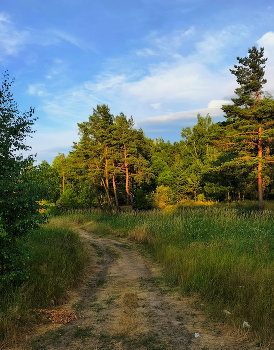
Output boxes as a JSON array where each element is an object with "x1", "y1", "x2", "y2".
[{"x1": 104, "y1": 294, "x2": 120, "y2": 304}]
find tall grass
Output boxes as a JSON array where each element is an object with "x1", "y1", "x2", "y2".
[
  {"x1": 0, "y1": 220, "x2": 88, "y2": 347},
  {"x1": 79, "y1": 205, "x2": 274, "y2": 344}
]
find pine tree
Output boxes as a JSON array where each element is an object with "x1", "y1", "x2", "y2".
[
  {"x1": 222, "y1": 47, "x2": 274, "y2": 210},
  {"x1": 76, "y1": 105, "x2": 115, "y2": 210}
]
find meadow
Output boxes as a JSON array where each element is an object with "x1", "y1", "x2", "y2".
[
  {"x1": 0, "y1": 219, "x2": 88, "y2": 347},
  {"x1": 2, "y1": 202, "x2": 274, "y2": 347},
  {"x1": 76, "y1": 203, "x2": 274, "y2": 345}
]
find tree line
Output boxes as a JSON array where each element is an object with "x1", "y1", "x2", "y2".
[{"x1": 41, "y1": 46, "x2": 274, "y2": 211}]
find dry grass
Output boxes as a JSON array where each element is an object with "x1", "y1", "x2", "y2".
[{"x1": 115, "y1": 293, "x2": 139, "y2": 336}]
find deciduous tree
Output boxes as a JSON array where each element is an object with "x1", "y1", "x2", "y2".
[{"x1": 0, "y1": 71, "x2": 46, "y2": 283}]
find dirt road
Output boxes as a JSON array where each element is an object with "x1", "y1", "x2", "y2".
[{"x1": 29, "y1": 229, "x2": 261, "y2": 350}]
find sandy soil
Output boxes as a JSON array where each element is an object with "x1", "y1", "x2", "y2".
[{"x1": 24, "y1": 228, "x2": 264, "y2": 350}]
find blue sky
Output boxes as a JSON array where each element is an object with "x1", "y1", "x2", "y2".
[{"x1": 1, "y1": 0, "x2": 274, "y2": 163}]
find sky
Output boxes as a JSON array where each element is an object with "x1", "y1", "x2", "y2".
[{"x1": 1, "y1": 0, "x2": 274, "y2": 163}]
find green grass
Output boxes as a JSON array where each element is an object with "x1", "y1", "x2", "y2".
[
  {"x1": 4, "y1": 205, "x2": 274, "y2": 345},
  {"x1": 73, "y1": 204, "x2": 274, "y2": 345},
  {"x1": 0, "y1": 221, "x2": 88, "y2": 347}
]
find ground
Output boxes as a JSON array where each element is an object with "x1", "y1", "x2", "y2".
[{"x1": 17, "y1": 228, "x2": 264, "y2": 350}]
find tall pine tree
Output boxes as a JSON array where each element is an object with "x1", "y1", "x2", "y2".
[{"x1": 222, "y1": 47, "x2": 274, "y2": 210}]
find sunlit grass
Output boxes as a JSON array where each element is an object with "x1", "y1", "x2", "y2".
[
  {"x1": 0, "y1": 221, "x2": 88, "y2": 347},
  {"x1": 76, "y1": 204, "x2": 274, "y2": 344}
]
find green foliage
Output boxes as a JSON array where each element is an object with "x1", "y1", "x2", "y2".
[
  {"x1": 57, "y1": 187, "x2": 80, "y2": 209},
  {"x1": 30, "y1": 161, "x2": 60, "y2": 202},
  {"x1": 221, "y1": 46, "x2": 274, "y2": 209},
  {"x1": 152, "y1": 185, "x2": 174, "y2": 208},
  {"x1": 52, "y1": 152, "x2": 67, "y2": 194},
  {"x1": 68, "y1": 105, "x2": 152, "y2": 209},
  {"x1": 132, "y1": 188, "x2": 151, "y2": 210},
  {"x1": 0, "y1": 71, "x2": 47, "y2": 284}
]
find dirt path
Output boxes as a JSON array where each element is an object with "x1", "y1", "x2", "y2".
[{"x1": 28, "y1": 229, "x2": 262, "y2": 350}]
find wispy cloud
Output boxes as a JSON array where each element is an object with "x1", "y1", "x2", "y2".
[
  {"x1": 48, "y1": 29, "x2": 95, "y2": 51},
  {"x1": 44, "y1": 58, "x2": 68, "y2": 80},
  {"x1": 38, "y1": 85, "x2": 104, "y2": 125},
  {"x1": 0, "y1": 12, "x2": 29, "y2": 59},
  {"x1": 195, "y1": 25, "x2": 249, "y2": 64},
  {"x1": 136, "y1": 48, "x2": 156, "y2": 57},
  {"x1": 135, "y1": 27, "x2": 195, "y2": 58},
  {"x1": 85, "y1": 74, "x2": 127, "y2": 91},
  {"x1": 29, "y1": 25, "x2": 240, "y2": 130}
]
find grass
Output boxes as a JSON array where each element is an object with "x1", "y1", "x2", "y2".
[
  {"x1": 3, "y1": 205, "x2": 274, "y2": 346},
  {"x1": 69, "y1": 203, "x2": 274, "y2": 345},
  {"x1": 73, "y1": 326, "x2": 94, "y2": 340},
  {"x1": 0, "y1": 219, "x2": 88, "y2": 347}
]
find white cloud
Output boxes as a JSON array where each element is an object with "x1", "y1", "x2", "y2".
[
  {"x1": 0, "y1": 13, "x2": 10, "y2": 23},
  {"x1": 44, "y1": 58, "x2": 68, "y2": 80},
  {"x1": 80, "y1": 26, "x2": 244, "y2": 114},
  {"x1": 0, "y1": 12, "x2": 29, "y2": 59},
  {"x1": 153, "y1": 27, "x2": 194, "y2": 51},
  {"x1": 86, "y1": 74, "x2": 126, "y2": 91},
  {"x1": 136, "y1": 48, "x2": 156, "y2": 57},
  {"x1": 28, "y1": 83, "x2": 47, "y2": 97},
  {"x1": 28, "y1": 128, "x2": 80, "y2": 163},
  {"x1": 143, "y1": 107, "x2": 224, "y2": 123},
  {"x1": 150, "y1": 103, "x2": 161, "y2": 109},
  {"x1": 208, "y1": 100, "x2": 232, "y2": 108},
  {"x1": 135, "y1": 27, "x2": 195, "y2": 58},
  {"x1": 49, "y1": 29, "x2": 94, "y2": 51},
  {"x1": 257, "y1": 32, "x2": 274, "y2": 92},
  {"x1": 195, "y1": 25, "x2": 249, "y2": 64},
  {"x1": 40, "y1": 85, "x2": 104, "y2": 125},
  {"x1": 124, "y1": 61, "x2": 219, "y2": 102},
  {"x1": 257, "y1": 31, "x2": 274, "y2": 63}
]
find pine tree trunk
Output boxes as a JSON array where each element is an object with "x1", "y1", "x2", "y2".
[
  {"x1": 123, "y1": 144, "x2": 131, "y2": 206},
  {"x1": 258, "y1": 127, "x2": 264, "y2": 211},
  {"x1": 103, "y1": 147, "x2": 112, "y2": 210},
  {"x1": 112, "y1": 165, "x2": 119, "y2": 211},
  {"x1": 101, "y1": 178, "x2": 112, "y2": 210}
]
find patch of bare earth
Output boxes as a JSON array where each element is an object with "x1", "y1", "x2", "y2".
[{"x1": 24, "y1": 229, "x2": 263, "y2": 350}]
